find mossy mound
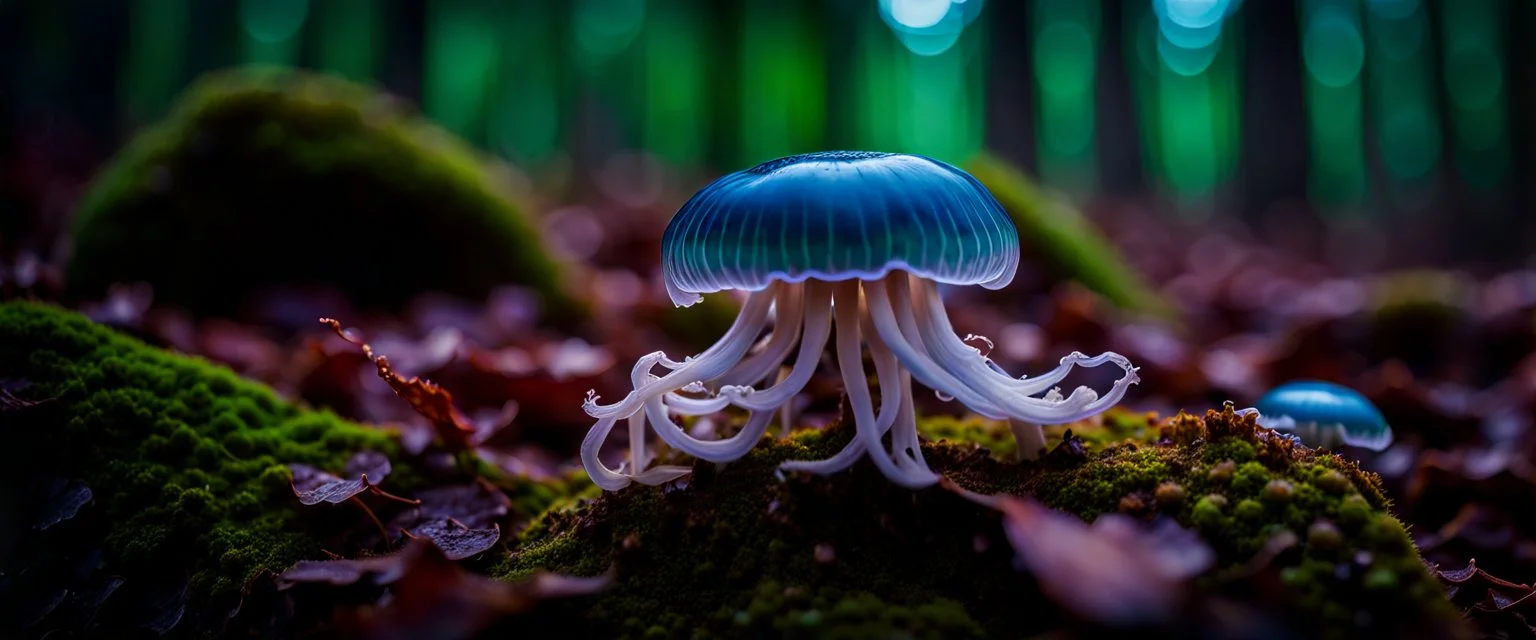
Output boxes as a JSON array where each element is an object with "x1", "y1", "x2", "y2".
[
  {"x1": 65, "y1": 65, "x2": 578, "y2": 321},
  {"x1": 0, "y1": 301, "x2": 418, "y2": 632},
  {"x1": 964, "y1": 152, "x2": 1172, "y2": 319},
  {"x1": 498, "y1": 405, "x2": 1462, "y2": 639}
]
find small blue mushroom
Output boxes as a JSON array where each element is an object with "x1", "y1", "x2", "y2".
[
  {"x1": 1248, "y1": 380, "x2": 1394, "y2": 451},
  {"x1": 581, "y1": 151, "x2": 1141, "y2": 491}
]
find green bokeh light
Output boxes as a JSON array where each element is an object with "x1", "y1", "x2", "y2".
[
  {"x1": 1032, "y1": 0, "x2": 1100, "y2": 193},
  {"x1": 574, "y1": 0, "x2": 647, "y2": 63},
  {"x1": 1302, "y1": 0, "x2": 1368, "y2": 210},
  {"x1": 1033, "y1": 22, "x2": 1095, "y2": 97},
  {"x1": 1444, "y1": 43, "x2": 1503, "y2": 110},
  {"x1": 493, "y1": 1, "x2": 563, "y2": 163},
  {"x1": 1303, "y1": 7, "x2": 1365, "y2": 88},
  {"x1": 1441, "y1": 0, "x2": 1509, "y2": 191},
  {"x1": 1364, "y1": 0, "x2": 1439, "y2": 188},
  {"x1": 740, "y1": 1, "x2": 826, "y2": 165},
  {"x1": 424, "y1": 0, "x2": 499, "y2": 143},
  {"x1": 240, "y1": 0, "x2": 308, "y2": 64},
  {"x1": 640, "y1": 0, "x2": 708, "y2": 166},
  {"x1": 1378, "y1": 105, "x2": 1440, "y2": 179}
]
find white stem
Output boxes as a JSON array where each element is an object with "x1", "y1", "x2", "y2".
[
  {"x1": 1009, "y1": 418, "x2": 1047, "y2": 462},
  {"x1": 628, "y1": 412, "x2": 650, "y2": 471},
  {"x1": 775, "y1": 365, "x2": 794, "y2": 438},
  {"x1": 580, "y1": 414, "x2": 693, "y2": 491}
]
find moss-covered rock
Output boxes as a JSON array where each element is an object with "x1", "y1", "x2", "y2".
[
  {"x1": 964, "y1": 152, "x2": 1172, "y2": 319},
  {"x1": 0, "y1": 300, "x2": 424, "y2": 632},
  {"x1": 498, "y1": 404, "x2": 1462, "y2": 639},
  {"x1": 65, "y1": 65, "x2": 579, "y2": 321}
]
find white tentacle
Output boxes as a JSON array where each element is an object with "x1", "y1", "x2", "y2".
[
  {"x1": 833, "y1": 281, "x2": 939, "y2": 488},
  {"x1": 583, "y1": 284, "x2": 778, "y2": 421},
  {"x1": 642, "y1": 283, "x2": 832, "y2": 461},
  {"x1": 581, "y1": 271, "x2": 1140, "y2": 492},
  {"x1": 911, "y1": 276, "x2": 1136, "y2": 401},
  {"x1": 778, "y1": 305, "x2": 907, "y2": 476}
]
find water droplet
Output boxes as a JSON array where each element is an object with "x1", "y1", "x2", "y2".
[{"x1": 935, "y1": 389, "x2": 955, "y2": 402}]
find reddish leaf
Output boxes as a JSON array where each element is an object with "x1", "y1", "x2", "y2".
[{"x1": 321, "y1": 318, "x2": 478, "y2": 450}]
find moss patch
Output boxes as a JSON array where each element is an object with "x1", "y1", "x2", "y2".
[
  {"x1": 0, "y1": 301, "x2": 421, "y2": 630},
  {"x1": 500, "y1": 405, "x2": 1461, "y2": 639},
  {"x1": 65, "y1": 65, "x2": 579, "y2": 320}
]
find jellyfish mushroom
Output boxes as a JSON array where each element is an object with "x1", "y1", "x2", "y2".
[
  {"x1": 1243, "y1": 380, "x2": 1394, "y2": 451},
  {"x1": 580, "y1": 151, "x2": 1142, "y2": 491}
]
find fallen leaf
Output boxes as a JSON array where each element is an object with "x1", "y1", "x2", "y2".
[
  {"x1": 1, "y1": 378, "x2": 56, "y2": 412},
  {"x1": 321, "y1": 318, "x2": 479, "y2": 450},
  {"x1": 997, "y1": 497, "x2": 1214, "y2": 627},
  {"x1": 32, "y1": 477, "x2": 92, "y2": 530},
  {"x1": 278, "y1": 552, "x2": 413, "y2": 588},
  {"x1": 345, "y1": 451, "x2": 393, "y2": 483},
  {"x1": 402, "y1": 519, "x2": 501, "y2": 560},
  {"x1": 336, "y1": 540, "x2": 613, "y2": 640},
  {"x1": 391, "y1": 480, "x2": 512, "y2": 531},
  {"x1": 289, "y1": 450, "x2": 410, "y2": 506}
]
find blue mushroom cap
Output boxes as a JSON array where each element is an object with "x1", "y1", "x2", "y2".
[
  {"x1": 1253, "y1": 380, "x2": 1393, "y2": 451},
  {"x1": 661, "y1": 151, "x2": 1020, "y2": 307}
]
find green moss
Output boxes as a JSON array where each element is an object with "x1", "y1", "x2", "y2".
[
  {"x1": 964, "y1": 152, "x2": 1173, "y2": 318},
  {"x1": 505, "y1": 466, "x2": 600, "y2": 522},
  {"x1": 722, "y1": 582, "x2": 985, "y2": 639},
  {"x1": 0, "y1": 301, "x2": 415, "y2": 625},
  {"x1": 916, "y1": 408, "x2": 1157, "y2": 462},
  {"x1": 500, "y1": 403, "x2": 1463, "y2": 638},
  {"x1": 65, "y1": 65, "x2": 579, "y2": 320},
  {"x1": 916, "y1": 414, "x2": 1016, "y2": 459}
]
